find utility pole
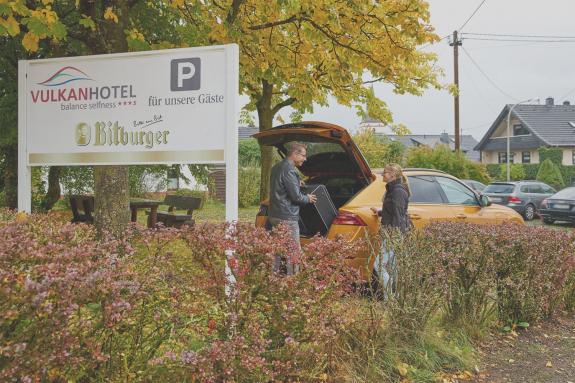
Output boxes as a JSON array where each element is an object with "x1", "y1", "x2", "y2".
[{"x1": 450, "y1": 30, "x2": 463, "y2": 152}]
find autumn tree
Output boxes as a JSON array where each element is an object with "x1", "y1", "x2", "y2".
[
  {"x1": 353, "y1": 127, "x2": 405, "y2": 169},
  {"x1": 1, "y1": 0, "x2": 182, "y2": 235},
  {"x1": 175, "y1": 0, "x2": 443, "y2": 199}
]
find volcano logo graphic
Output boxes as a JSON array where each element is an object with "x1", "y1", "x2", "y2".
[{"x1": 38, "y1": 66, "x2": 93, "y2": 87}]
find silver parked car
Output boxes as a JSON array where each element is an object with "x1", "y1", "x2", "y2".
[
  {"x1": 482, "y1": 181, "x2": 556, "y2": 221},
  {"x1": 462, "y1": 179, "x2": 487, "y2": 193}
]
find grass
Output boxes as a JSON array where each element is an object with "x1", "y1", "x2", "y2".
[
  {"x1": 333, "y1": 300, "x2": 476, "y2": 382},
  {"x1": 526, "y1": 217, "x2": 574, "y2": 231},
  {"x1": 48, "y1": 197, "x2": 260, "y2": 226}
]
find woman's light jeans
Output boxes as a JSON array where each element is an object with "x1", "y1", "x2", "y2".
[{"x1": 374, "y1": 239, "x2": 396, "y2": 297}]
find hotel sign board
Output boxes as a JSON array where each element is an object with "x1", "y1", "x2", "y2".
[
  {"x1": 18, "y1": 44, "x2": 239, "y2": 216},
  {"x1": 20, "y1": 45, "x2": 238, "y2": 166}
]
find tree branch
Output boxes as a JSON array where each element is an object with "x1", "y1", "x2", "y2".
[
  {"x1": 272, "y1": 97, "x2": 296, "y2": 116},
  {"x1": 226, "y1": 0, "x2": 245, "y2": 24},
  {"x1": 248, "y1": 15, "x2": 299, "y2": 30}
]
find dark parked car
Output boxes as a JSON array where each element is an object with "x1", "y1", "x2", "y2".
[
  {"x1": 483, "y1": 181, "x2": 556, "y2": 221},
  {"x1": 462, "y1": 179, "x2": 487, "y2": 193},
  {"x1": 539, "y1": 187, "x2": 575, "y2": 224}
]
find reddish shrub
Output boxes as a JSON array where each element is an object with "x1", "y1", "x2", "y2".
[{"x1": 0, "y1": 213, "x2": 362, "y2": 382}]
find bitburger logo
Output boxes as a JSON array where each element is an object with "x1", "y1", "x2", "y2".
[
  {"x1": 75, "y1": 123, "x2": 91, "y2": 146},
  {"x1": 74, "y1": 121, "x2": 169, "y2": 150}
]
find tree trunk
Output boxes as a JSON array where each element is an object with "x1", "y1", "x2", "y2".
[
  {"x1": 94, "y1": 166, "x2": 130, "y2": 237},
  {"x1": 2, "y1": 144, "x2": 17, "y2": 209},
  {"x1": 42, "y1": 166, "x2": 62, "y2": 211},
  {"x1": 256, "y1": 80, "x2": 274, "y2": 201},
  {"x1": 92, "y1": 1, "x2": 131, "y2": 237}
]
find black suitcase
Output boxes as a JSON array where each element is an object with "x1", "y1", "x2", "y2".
[{"x1": 299, "y1": 184, "x2": 338, "y2": 236}]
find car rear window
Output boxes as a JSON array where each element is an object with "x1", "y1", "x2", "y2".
[
  {"x1": 484, "y1": 184, "x2": 515, "y2": 194},
  {"x1": 551, "y1": 187, "x2": 575, "y2": 199},
  {"x1": 407, "y1": 176, "x2": 444, "y2": 203}
]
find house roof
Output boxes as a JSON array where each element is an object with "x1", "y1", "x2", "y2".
[
  {"x1": 239, "y1": 126, "x2": 258, "y2": 140},
  {"x1": 475, "y1": 104, "x2": 575, "y2": 151},
  {"x1": 360, "y1": 116, "x2": 384, "y2": 124},
  {"x1": 382, "y1": 134, "x2": 480, "y2": 162}
]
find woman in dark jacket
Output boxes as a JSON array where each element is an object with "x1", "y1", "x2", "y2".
[{"x1": 370, "y1": 163, "x2": 411, "y2": 295}]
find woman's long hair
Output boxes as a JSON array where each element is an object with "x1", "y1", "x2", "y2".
[{"x1": 384, "y1": 163, "x2": 411, "y2": 197}]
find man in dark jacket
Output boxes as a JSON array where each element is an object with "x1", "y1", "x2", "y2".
[{"x1": 268, "y1": 142, "x2": 317, "y2": 274}]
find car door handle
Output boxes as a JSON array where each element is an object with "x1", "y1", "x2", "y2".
[
  {"x1": 456, "y1": 214, "x2": 467, "y2": 219},
  {"x1": 409, "y1": 213, "x2": 422, "y2": 220}
]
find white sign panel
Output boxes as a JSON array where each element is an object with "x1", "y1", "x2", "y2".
[
  {"x1": 18, "y1": 44, "x2": 239, "y2": 218},
  {"x1": 21, "y1": 45, "x2": 238, "y2": 166}
]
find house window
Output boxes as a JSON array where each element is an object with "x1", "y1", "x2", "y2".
[
  {"x1": 513, "y1": 124, "x2": 529, "y2": 136},
  {"x1": 498, "y1": 152, "x2": 512, "y2": 164},
  {"x1": 522, "y1": 151, "x2": 531, "y2": 164}
]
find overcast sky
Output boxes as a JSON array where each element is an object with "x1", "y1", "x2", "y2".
[{"x1": 295, "y1": 0, "x2": 575, "y2": 141}]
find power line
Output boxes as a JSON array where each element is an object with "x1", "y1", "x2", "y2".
[
  {"x1": 560, "y1": 86, "x2": 575, "y2": 101},
  {"x1": 459, "y1": 0, "x2": 488, "y2": 32},
  {"x1": 461, "y1": 46, "x2": 518, "y2": 101},
  {"x1": 464, "y1": 32, "x2": 575, "y2": 39},
  {"x1": 463, "y1": 37, "x2": 575, "y2": 43}
]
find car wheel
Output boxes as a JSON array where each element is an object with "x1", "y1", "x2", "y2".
[
  {"x1": 523, "y1": 204, "x2": 535, "y2": 221},
  {"x1": 543, "y1": 218, "x2": 555, "y2": 224}
]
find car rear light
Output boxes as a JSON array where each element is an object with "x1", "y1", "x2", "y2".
[
  {"x1": 257, "y1": 204, "x2": 268, "y2": 216},
  {"x1": 540, "y1": 198, "x2": 548, "y2": 209},
  {"x1": 508, "y1": 196, "x2": 522, "y2": 203},
  {"x1": 332, "y1": 212, "x2": 367, "y2": 226}
]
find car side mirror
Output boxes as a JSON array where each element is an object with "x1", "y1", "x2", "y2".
[{"x1": 479, "y1": 194, "x2": 491, "y2": 207}]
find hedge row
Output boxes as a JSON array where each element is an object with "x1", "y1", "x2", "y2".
[
  {"x1": 1, "y1": 212, "x2": 574, "y2": 381},
  {"x1": 487, "y1": 163, "x2": 575, "y2": 185},
  {"x1": 383, "y1": 222, "x2": 575, "y2": 332}
]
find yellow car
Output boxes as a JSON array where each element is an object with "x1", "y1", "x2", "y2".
[{"x1": 254, "y1": 121, "x2": 524, "y2": 280}]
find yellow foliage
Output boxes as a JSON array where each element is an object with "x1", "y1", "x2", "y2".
[
  {"x1": 22, "y1": 31, "x2": 39, "y2": 52},
  {"x1": 104, "y1": 7, "x2": 119, "y2": 23},
  {"x1": 171, "y1": 0, "x2": 185, "y2": 7},
  {"x1": 0, "y1": 15, "x2": 20, "y2": 36},
  {"x1": 15, "y1": 211, "x2": 28, "y2": 222},
  {"x1": 396, "y1": 361, "x2": 410, "y2": 376},
  {"x1": 175, "y1": 0, "x2": 443, "y2": 127},
  {"x1": 127, "y1": 28, "x2": 145, "y2": 41}
]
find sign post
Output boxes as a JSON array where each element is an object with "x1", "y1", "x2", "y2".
[{"x1": 18, "y1": 44, "x2": 239, "y2": 225}]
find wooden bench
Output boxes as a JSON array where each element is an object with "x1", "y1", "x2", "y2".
[
  {"x1": 153, "y1": 195, "x2": 203, "y2": 228},
  {"x1": 70, "y1": 195, "x2": 94, "y2": 223}
]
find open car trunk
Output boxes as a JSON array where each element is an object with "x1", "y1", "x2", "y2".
[{"x1": 253, "y1": 121, "x2": 375, "y2": 237}]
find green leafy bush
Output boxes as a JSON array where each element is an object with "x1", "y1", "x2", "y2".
[
  {"x1": 353, "y1": 127, "x2": 405, "y2": 168},
  {"x1": 60, "y1": 166, "x2": 94, "y2": 195},
  {"x1": 560, "y1": 165, "x2": 575, "y2": 186},
  {"x1": 499, "y1": 163, "x2": 525, "y2": 181},
  {"x1": 538, "y1": 147, "x2": 563, "y2": 166},
  {"x1": 406, "y1": 145, "x2": 490, "y2": 184},
  {"x1": 239, "y1": 138, "x2": 261, "y2": 166},
  {"x1": 129, "y1": 165, "x2": 168, "y2": 196},
  {"x1": 536, "y1": 158, "x2": 565, "y2": 189},
  {"x1": 238, "y1": 164, "x2": 261, "y2": 207},
  {"x1": 486, "y1": 164, "x2": 502, "y2": 180},
  {"x1": 523, "y1": 164, "x2": 539, "y2": 180}
]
